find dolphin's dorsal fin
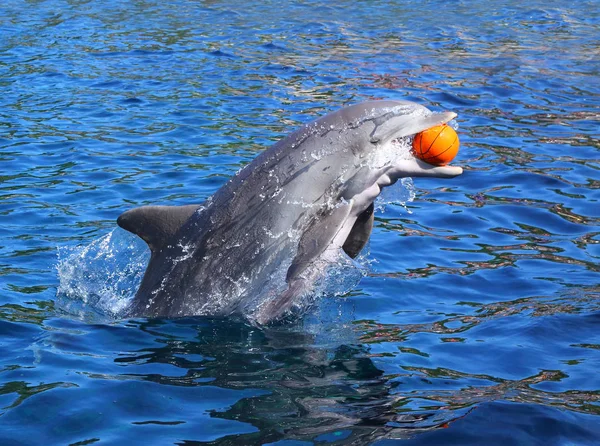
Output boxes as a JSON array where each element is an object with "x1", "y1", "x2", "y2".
[{"x1": 117, "y1": 205, "x2": 200, "y2": 253}]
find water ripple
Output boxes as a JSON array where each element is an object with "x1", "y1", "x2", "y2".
[{"x1": 0, "y1": 0, "x2": 599, "y2": 444}]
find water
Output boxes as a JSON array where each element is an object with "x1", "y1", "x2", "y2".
[{"x1": 1, "y1": 0, "x2": 599, "y2": 444}]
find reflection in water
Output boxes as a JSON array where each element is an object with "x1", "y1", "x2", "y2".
[
  {"x1": 1, "y1": 310, "x2": 590, "y2": 444},
  {"x1": 116, "y1": 318, "x2": 599, "y2": 442},
  {"x1": 358, "y1": 288, "x2": 600, "y2": 343},
  {"x1": 105, "y1": 319, "x2": 473, "y2": 443}
]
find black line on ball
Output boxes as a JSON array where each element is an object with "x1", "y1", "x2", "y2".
[
  {"x1": 423, "y1": 135, "x2": 458, "y2": 162},
  {"x1": 421, "y1": 126, "x2": 446, "y2": 156}
]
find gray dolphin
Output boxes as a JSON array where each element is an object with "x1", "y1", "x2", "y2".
[{"x1": 117, "y1": 100, "x2": 462, "y2": 324}]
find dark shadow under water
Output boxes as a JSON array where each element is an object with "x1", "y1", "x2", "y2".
[
  {"x1": 110, "y1": 316, "x2": 466, "y2": 445},
  {"x1": 1, "y1": 290, "x2": 599, "y2": 445},
  {"x1": 86, "y1": 314, "x2": 599, "y2": 445}
]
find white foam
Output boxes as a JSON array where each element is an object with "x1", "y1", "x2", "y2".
[
  {"x1": 376, "y1": 177, "x2": 416, "y2": 213},
  {"x1": 368, "y1": 135, "x2": 414, "y2": 170},
  {"x1": 55, "y1": 229, "x2": 149, "y2": 321}
]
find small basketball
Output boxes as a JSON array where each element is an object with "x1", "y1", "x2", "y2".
[{"x1": 412, "y1": 124, "x2": 460, "y2": 166}]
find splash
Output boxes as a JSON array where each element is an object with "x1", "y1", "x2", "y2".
[
  {"x1": 376, "y1": 177, "x2": 416, "y2": 213},
  {"x1": 371, "y1": 135, "x2": 417, "y2": 213},
  {"x1": 55, "y1": 182, "x2": 415, "y2": 322},
  {"x1": 56, "y1": 229, "x2": 149, "y2": 321},
  {"x1": 368, "y1": 133, "x2": 416, "y2": 169}
]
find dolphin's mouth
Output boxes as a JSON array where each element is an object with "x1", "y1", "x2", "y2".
[
  {"x1": 373, "y1": 125, "x2": 463, "y2": 179},
  {"x1": 389, "y1": 113, "x2": 462, "y2": 177}
]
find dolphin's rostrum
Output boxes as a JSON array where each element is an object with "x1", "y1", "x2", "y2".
[{"x1": 118, "y1": 100, "x2": 463, "y2": 324}]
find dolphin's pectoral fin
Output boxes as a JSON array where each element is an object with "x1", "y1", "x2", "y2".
[
  {"x1": 342, "y1": 203, "x2": 374, "y2": 259},
  {"x1": 286, "y1": 202, "x2": 352, "y2": 282},
  {"x1": 117, "y1": 204, "x2": 200, "y2": 253},
  {"x1": 255, "y1": 203, "x2": 352, "y2": 325}
]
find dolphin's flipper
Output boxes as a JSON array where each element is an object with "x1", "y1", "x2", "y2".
[
  {"x1": 286, "y1": 202, "x2": 352, "y2": 282},
  {"x1": 256, "y1": 202, "x2": 372, "y2": 325},
  {"x1": 255, "y1": 203, "x2": 352, "y2": 324},
  {"x1": 342, "y1": 203, "x2": 374, "y2": 259},
  {"x1": 117, "y1": 205, "x2": 200, "y2": 253}
]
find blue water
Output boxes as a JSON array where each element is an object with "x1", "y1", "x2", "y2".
[{"x1": 1, "y1": 0, "x2": 599, "y2": 444}]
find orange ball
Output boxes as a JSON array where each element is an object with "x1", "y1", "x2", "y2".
[{"x1": 412, "y1": 124, "x2": 460, "y2": 166}]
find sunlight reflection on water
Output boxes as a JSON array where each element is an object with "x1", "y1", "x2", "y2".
[{"x1": 0, "y1": 0, "x2": 599, "y2": 444}]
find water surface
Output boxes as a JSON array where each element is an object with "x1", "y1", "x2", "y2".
[{"x1": 1, "y1": 0, "x2": 599, "y2": 444}]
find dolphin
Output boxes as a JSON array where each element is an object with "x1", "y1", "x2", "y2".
[{"x1": 117, "y1": 100, "x2": 462, "y2": 324}]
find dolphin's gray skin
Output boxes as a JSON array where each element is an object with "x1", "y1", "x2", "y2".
[{"x1": 118, "y1": 100, "x2": 462, "y2": 324}]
